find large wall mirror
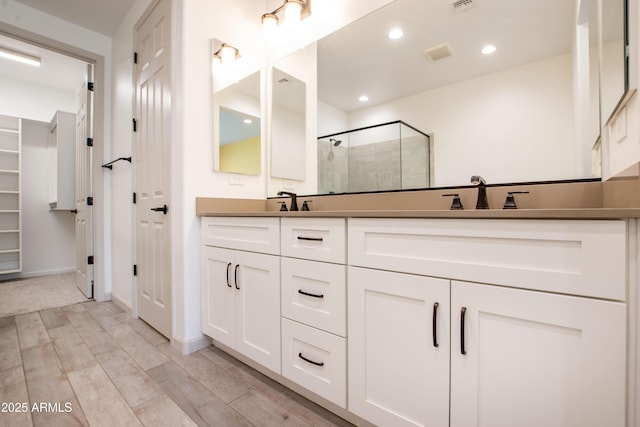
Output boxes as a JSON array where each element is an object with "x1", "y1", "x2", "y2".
[
  {"x1": 601, "y1": 0, "x2": 631, "y2": 126},
  {"x1": 270, "y1": 68, "x2": 307, "y2": 181},
  {"x1": 278, "y1": 0, "x2": 631, "y2": 196},
  {"x1": 213, "y1": 67, "x2": 261, "y2": 175}
]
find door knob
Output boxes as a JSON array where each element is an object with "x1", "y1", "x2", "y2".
[{"x1": 150, "y1": 204, "x2": 168, "y2": 215}]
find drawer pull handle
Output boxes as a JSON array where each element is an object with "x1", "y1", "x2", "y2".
[
  {"x1": 297, "y1": 236, "x2": 323, "y2": 242},
  {"x1": 226, "y1": 263, "x2": 232, "y2": 288},
  {"x1": 234, "y1": 264, "x2": 240, "y2": 290},
  {"x1": 460, "y1": 307, "x2": 467, "y2": 355},
  {"x1": 432, "y1": 302, "x2": 439, "y2": 348},
  {"x1": 298, "y1": 352, "x2": 324, "y2": 367},
  {"x1": 298, "y1": 289, "x2": 324, "y2": 299}
]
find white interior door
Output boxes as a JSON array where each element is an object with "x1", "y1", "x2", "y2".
[
  {"x1": 75, "y1": 64, "x2": 94, "y2": 298},
  {"x1": 134, "y1": 0, "x2": 172, "y2": 338}
]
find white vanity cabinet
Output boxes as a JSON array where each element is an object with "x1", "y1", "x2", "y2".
[
  {"x1": 280, "y1": 218, "x2": 347, "y2": 407},
  {"x1": 348, "y1": 266, "x2": 450, "y2": 427},
  {"x1": 348, "y1": 218, "x2": 627, "y2": 427},
  {"x1": 450, "y1": 280, "x2": 625, "y2": 427},
  {"x1": 200, "y1": 217, "x2": 281, "y2": 374}
]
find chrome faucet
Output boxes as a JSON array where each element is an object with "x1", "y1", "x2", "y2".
[
  {"x1": 470, "y1": 175, "x2": 489, "y2": 209},
  {"x1": 277, "y1": 191, "x2": 298, "y2": 211}
]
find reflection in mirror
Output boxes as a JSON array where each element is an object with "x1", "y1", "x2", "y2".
[
  {"x1": 219, "y1": 107, "x2": 261, "y2": 174},
  {"x1": 601, "y1": 0, "x2": 629, "y2": 125},
  {"x1": 316, "y1": 0, "x2": 605, "y2": 190},
  {"x1": 318, "y1": 121, "x2": 431, "y2": 194},
  {"x1": 271, "y1": 68, "x2": 306, "y2": 180},
  {"x1": 213, "y1": 70, "x2": 261, "y2": 175}
]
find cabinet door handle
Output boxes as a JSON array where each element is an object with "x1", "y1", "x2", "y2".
[
  {"x1": 234, "y1": 264, "x2": 240, "y2": 290},
  {"x1": 460, "y1": 307, "x2": 467, "y2": 355},
  {"x1": 225, "y1": 263, "x2": 232, "y2": 288},
  {"x1": 298, "y1": 289, "x2": 324, "y2": 299},
  {"x1": 298, "y1": 352, "x2": 324, "y2": 367},
  {"x1": 297, "y1": 236, "x2": 323, "y2": 242},
  {"x1": 432, "y1": 302, "x2": 439, "y2": 348}
]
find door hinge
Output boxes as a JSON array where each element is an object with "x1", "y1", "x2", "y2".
[
  {"x1": 132, "y1": 118, "x2": 137, "y2": 132},
  {"x1": 88, "y1": 82, "x2": 94, "y2": 91},
  {"x1": 132, "y1": 192, "x2": 136, "y2": 204},
  {"x1": 86, "y1": 137, "x2": 93, "y2": 147},
  {"x1": 88, "y1": 256, "x2": 94, "y2": 265},
  {"x1": 133, "y1": 52, "x2": 138, "y2": 64},
  {"x1": 133, "y1": 264, "x2": 137, "y2": 276},
  {"x1": 87, "y1": 196, "x2": 93, "y2": 206}
]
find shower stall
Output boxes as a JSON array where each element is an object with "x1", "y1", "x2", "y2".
[{"x1": 317, "y1": 120, "x2": 431, "y2": 194}]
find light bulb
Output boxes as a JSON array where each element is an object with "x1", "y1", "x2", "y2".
[
  {"x1": 220, "y1": 44, "x2": 237, "y2": 65},
  {"x1": 262, "y1": 13, "x2": 279, "y2": 41},
  {"x1": 284, "y1": 0, "x2": 303, "y2": 27}
]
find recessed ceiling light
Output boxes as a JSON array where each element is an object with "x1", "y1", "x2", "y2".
[
  {"x1": 244, "y1": 119, "x2": 252, "y2": 124},
  {"x1": 481, "y1": 45, "x2": 496, "y2": 55},
  {"x1": 359, "y1": 95, "x2": 369, "y2": 102},
  {"x1": 388, "y1": 28, "x2": 404, "y2": 40}
]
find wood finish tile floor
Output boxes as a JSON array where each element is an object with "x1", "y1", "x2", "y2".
[{"x1": 0, "y1": 301, "x2": 354, "y2": 427}]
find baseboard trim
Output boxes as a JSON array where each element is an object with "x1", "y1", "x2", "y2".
[
  {"x1": 172, "y1": 334, "x2": 211, "y2": 355},
  {"x1": 9, "y1": 267, "x2": 76, "y2": 279}
]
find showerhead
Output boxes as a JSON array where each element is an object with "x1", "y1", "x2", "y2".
[{"x1": 330, "y1": 138, "x2": 342, "y2": 147}]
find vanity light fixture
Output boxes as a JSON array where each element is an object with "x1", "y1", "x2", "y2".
[
  {"x1": 0, "y1": 46, "x2": 41, "y2": 67},
  {"x1": 212, "y1": 43, "x2": 240, "y2": 76},
  {"x1": 481, "y1": 44, "x2": 497, "y2": 55},
  {"x1": 262, "y1": 0, "x2": 312, "y2": 40}
]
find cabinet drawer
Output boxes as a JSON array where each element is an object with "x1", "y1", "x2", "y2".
[
  {"x1": 281, "y1": 218, "x2": 345, "y2": 263},
  {"x1": 349, "y1": 218, "x2": 626, "y2": 300},
  {"x1": 281, "y1": 258, "x2": 346, "y2": 337},
  {"x1": 281, "y1": 318, "x2": 346, "y2": 408},
  {"x1": 201, "y1": 217, "x2": 279, "y2": 255}
]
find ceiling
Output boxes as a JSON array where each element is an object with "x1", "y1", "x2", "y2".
[
  {"x1": 317, "y1": 0, "x2": 598, "y2": 113},
  {"x1": 14, "y1": 0, "x2": 136, "y2": 36}
]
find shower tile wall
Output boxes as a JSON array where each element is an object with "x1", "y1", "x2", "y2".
[
  {"x1": 318, "y1": 135, "x2": 428, "y2": 193},
  {"x1": 318, "y1": 141, "x2": 349, "y2": 194}
]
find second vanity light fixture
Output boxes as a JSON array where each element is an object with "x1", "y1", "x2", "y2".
[
  {"x1": 262, "y1": 0, "x2": 312, "y2": 40},
  {"x1": 212, "y1": 43, "x2": 240, "y2": 76}
]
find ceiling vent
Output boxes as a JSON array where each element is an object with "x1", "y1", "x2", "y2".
[
  {"x1": 450, "y1": 0, "x2": 474, "y2": 13},
  {"x1": 423, "y1": 43, "x2": 454, "y2": 61}
]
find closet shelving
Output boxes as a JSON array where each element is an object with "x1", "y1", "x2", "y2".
[{"x1": 0, "y1": 115, "x2": 21, "y2": 274}]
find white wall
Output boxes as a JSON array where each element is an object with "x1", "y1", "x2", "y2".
[
  {"x1": 345, "y1": 54, "x2": 577, "y2": 187},
  {"x1": 0, "y1": 77, "x2": 76, "y2": 122},
  {"x1": 21, "y1": 120, "x2": 75, "y2": 277}
]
